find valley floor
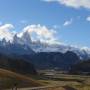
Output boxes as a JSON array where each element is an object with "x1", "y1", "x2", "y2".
[{"x1": 1, "y1": 69, "x2": 90, "y2": 90}]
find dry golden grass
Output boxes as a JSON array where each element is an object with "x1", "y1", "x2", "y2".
[
  {"x1": 1, "y1": 69, "x2": 90, "y2": 90},
  {"x1": 0, "y1": 68, "x2": 44, "y2": 89},
  {"x1": 37, "y1": 72, "x2": 90, "y2": 90}
]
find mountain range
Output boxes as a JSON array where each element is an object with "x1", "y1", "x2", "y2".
[
  {"x1": 0, "y1": 29, "x2": 90, "y2": 71},
  {"x1": 0, "y1": 29, "x2": 90, "y2": 60},
  {"x1": 69, "y1": 59, "x2": 90, "y2": 75}
]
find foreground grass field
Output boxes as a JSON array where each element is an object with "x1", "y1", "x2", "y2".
[
  {"x1": 37, "y1": 71, "x2": 90, "y2": 90},
  {"x1": 0, "y1": 68, "x2": 43, "y2": 89},
  {"x1": 11, "y1": 73, "x2": 90, "y2": 90},
  {"x1": 0, "y1": 69, "x2": 90, "y2": 90}
]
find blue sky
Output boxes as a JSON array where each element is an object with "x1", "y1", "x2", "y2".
[{"x1": 0, "y1": 0, "x2": 90, "y2": 47}]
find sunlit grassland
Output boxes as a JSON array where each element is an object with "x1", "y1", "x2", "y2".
[
  {"x1": 37, "y1": 71, "x2": 90, "y2": 90},
  {"x1": 0, "y1": 69, "x2": 90, "y2": 90}
]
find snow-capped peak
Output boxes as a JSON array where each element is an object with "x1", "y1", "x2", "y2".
[
  {"x1": 9, "y1": 30, "x2": 90, "y2": 59},
  {"x1": 0, "y1": 24, "x2": 90, "y2": 60}
]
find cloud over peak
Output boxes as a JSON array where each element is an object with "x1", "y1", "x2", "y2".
[
  {"x1": 18, "y1": 24, "x2": 58, "y2": 44},
  {"x1": 0, "y1": 23, "x2": 58, "y2": 44},
  {"x1": 0, "y1": 24, "x2": 14, "y2": 41}
]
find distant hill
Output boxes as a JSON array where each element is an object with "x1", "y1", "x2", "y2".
[
  {"x1": 0, "y1": 68, "x2": 42, "y2": 89},
  {"x1": 69, "y1": 60, "x2": 90, "y2": 75},
  {"x1": 21, "y1": 51, "x2": 80, "y2": 70},
  {"x1": 0, "y1": 53, "x2": 37, "y2": 75}
]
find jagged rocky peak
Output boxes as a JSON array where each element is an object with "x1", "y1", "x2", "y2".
[
  {"x1": 2, "y1": 38, "x2": 7, "y2": 45},
  {"x1": 13, "y1": 34, "x2": 24, "y2": 45},
  {"x1": 21, "y1": 31, "x2": 32, "y2": 46},
  {"x1": 13, "y1": 31, "x2": 32, "y2": 46}
]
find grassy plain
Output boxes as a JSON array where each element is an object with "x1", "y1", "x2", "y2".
[{"x1": 0, "y1": 69, "x2": 90, "y2": 90}]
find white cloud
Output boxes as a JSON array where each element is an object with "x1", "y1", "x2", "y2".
[
  {"x1": 19, "y1": 24, "x2": 58, "y2": 44},
  {"x1": 86, "y1": 16, "x2": 90, "y2": 21},
  {"x1": 0, "y1": 23, "x2": 58, "y2": 44},
  {"x1": 0, "y1": 24, "x2": 15, "y2": 41},
  {"x1": 63, "y1": 19, "x2": 72, "y2": 26},
  {"x1": 42, "y1": 0, "x2": 90, "y2": 9}
]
